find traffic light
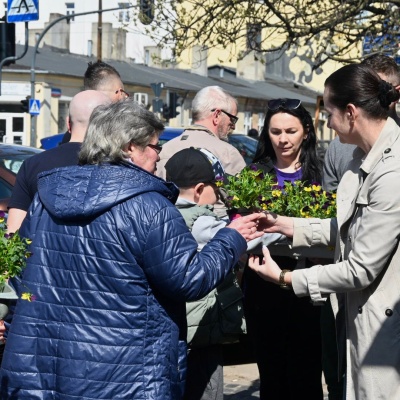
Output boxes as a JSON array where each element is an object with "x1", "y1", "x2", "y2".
[
  {"x1": 162, "y1": 104, "x2": 170, "y2": 121},
  {"x1": 20, "y1": 96, "x2": 30, "y2": 113},
  {"x1": 139, "y1": 0, "x2": 154, "y2": 25},
  {"x1": 0, "y1": 16, "x2": 16, "y2": 66},
  {"x1": 168, "y1": 92, "x2": 182, "y2": 119}
]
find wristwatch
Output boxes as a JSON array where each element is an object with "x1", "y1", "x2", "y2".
[{"x1": 279, "y1": 269, "x2": 292, "y2": 290}]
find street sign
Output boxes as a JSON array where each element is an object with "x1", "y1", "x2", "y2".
[
  {"x1": 7, "y1": 0, "x2": 39, "y2": 23},
  {"x1": 152, "y1": 98, "x2": 164, "y2": 113},
  {"x1": 29, "y1": 98, "x2": 40, "y2": 115},
  {"x1": 150, "y1": 82, "x2": 164, "y2": 98}
]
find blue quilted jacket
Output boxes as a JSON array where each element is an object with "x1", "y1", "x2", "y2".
[{"x1": 1, "y1": 162, "x2": 246, "y2": 399}]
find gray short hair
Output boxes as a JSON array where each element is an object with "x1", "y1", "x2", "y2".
[
  {"x1": 79, "y1": 99, "x2": 164, "y2": 165},
  {"x1": 192, "y1": 86, "x2": 238, "y2": 121}
]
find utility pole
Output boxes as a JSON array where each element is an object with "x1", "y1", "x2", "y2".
[{"x1": 97, "y1": 0, "x2": 102, "y2": 62}]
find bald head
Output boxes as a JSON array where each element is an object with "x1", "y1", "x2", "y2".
[{"x1": 68, "y1": 90, "x2": 111, "y2": 142}]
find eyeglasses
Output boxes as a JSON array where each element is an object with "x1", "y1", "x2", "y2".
[
  {"x1": 267, "y1": 98, "x2": 301, "y2": 111},
  {"x1": 147, "y1": 143, "x2": 162, "y2": 155},
  {"x1": 115, "y1": 88, "x2": 130, "y2": 99},
  {"x1": 211, "y1": 109, "x2": 238, "y2": 124}
]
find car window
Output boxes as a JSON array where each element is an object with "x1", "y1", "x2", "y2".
[
  {"x1": 2, "y1": 159, "x2": 25, "y2": 174},
  {"x1": 0, "y1": 178, "x2": 12, "y2": 199},
  {"x1": 228, "y1": 136, "x2": 258, "y2": 165},
  {"x1": 0, "y1": 147, "x2": 42, "y2": 174}
]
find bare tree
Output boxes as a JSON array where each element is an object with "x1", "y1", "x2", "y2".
[{"x1": 130, "y1": 0, "x2": 400, "y2": 70}]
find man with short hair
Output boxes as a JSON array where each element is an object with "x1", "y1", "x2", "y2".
[
  {"x1": 6, "y1": 90, "x2": 110, "y2": 233},
  {"x1": 60, "y1": 61, "x2": 127, "y2": 144},
  {"x1": 156, "y1": 86, "x2": 246, "y2": 180},
  {"x1": 83, "y1": 61, "x2": 128, "y2": 102}
]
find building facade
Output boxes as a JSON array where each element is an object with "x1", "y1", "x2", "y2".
[{"x1": 0, "y1": 1, "x2": 333, "y2": 147}]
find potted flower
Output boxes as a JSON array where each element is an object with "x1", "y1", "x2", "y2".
[
  {"x1": 266, "y1": 180, "x2": 337, "y2": 218},
  {"x1": 0, "y1": 211, "x2": 33, "y2": 319},
  {"x1": 220, "y1": 165, "x2": 337, "y2": 258},
  {"x1": 219, "y1": 164, "x2": 278, "y2": 219},
  {"x1": 220, "y1": 164, "x2": 336, "y2": 219}
]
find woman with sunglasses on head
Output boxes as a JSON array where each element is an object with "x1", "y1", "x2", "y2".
[
  {"x1": 249, "y1": 64, "x2": 400, "y2": 400},
  {"x1": 243, "y1": 98, "x2": 324, "y2": 400}
]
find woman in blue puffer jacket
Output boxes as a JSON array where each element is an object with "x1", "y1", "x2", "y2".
[{"x1": 0, "y1": 99, "x2": 264, "y2": 400}]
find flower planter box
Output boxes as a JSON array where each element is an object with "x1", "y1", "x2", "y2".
[
  {"x1": 248, "y1": 235, "x2": 335, "y2": 260},
  {"x1": 268, "y1": 243, "x2": 335, "y2": 260},
  {"x1": 0, "y1": 282, "x2": 18, "y2": 300}
]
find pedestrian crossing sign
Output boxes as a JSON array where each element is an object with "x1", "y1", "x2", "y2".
[
  {"x1": 7, "y1": 0, "x2": 39, "y2": 23},
  {"x1": 29, "y1": 99, "x2": 40, "y2": 115}
]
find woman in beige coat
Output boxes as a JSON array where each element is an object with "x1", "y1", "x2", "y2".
[{"x1": 250, "y1": 63, "x2": 400, "y2": 400}]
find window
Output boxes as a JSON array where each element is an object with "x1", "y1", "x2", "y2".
[
  {"x1": 244, "y1": 111, "x2": 252, "y2": 133},
  {"x1": 133, "y1": 93, "x2": 148, "y2": 106},
  {"x1": 118, "y1": 3, "x2": 130, "y2": 23},
  {"x1": 144, "y1": 49, "x2": 150, "y2": 65},
  {"x1": 265, "y1": 48, "x2": 294, "y2": 81},
  {"x1": 0, "y1": 119, "x2": 5, "y2": 143},
  {"x1": 65, "y1": 3, "x2": 75, "y2": 22},
  {"x1": 87, "y1": 40, "x2": 93, "y2": 57},
  {"x1": 246, "y1": 23, "x2": 262, "y2": 51},
  {"x1": 12, "y1": 117, "x2": 23, "y2": 132},
  {"x1": 258, "y1": 112, "x2": 265, "y2": 132}
]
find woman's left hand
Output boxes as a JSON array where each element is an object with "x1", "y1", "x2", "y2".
[{"x1": 248, "y1": 245, "x2": 282, "y2": 284}]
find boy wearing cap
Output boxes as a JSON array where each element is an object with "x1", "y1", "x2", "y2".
[{"x1": 165, "y1": 147, "x2": 245, "y2": 400}]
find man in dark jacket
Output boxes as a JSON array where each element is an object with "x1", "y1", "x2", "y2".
[{"x1": 6, "y1": 90, "x2": 110, "y2": 233}]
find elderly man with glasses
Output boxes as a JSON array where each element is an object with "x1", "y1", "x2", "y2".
[{"x1": 157, "y1": 86, "x2": 245, "y2": 184}]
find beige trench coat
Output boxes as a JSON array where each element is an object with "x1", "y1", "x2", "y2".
[{"x1": 291, "y1": 118, "x2": 400, "y2": 400}]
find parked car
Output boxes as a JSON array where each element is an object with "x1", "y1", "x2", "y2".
[
  {"x1": 159, "y1": 127, "x2": 259, "y2": 165},
  {"x1": 0, "y1": 144, "x2": 43, "y2": 212}
]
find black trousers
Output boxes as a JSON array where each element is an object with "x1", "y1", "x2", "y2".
[
  {"x1": 243, "y1": 260, "x2": 323, "y2": 400},
  {"x1": 183, "y1": 344, "x2": 224, "y2": 400}
]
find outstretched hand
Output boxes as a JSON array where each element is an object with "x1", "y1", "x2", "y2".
[
  {"x1": 226, "y1": 212, "x2": 265, "y2": 242},
  {"x1": 257, "y1": 212, "x2": 295, "y2": 238},
  {"x1": 248, "y1": 245, "x2": 282, "y2": 284}
]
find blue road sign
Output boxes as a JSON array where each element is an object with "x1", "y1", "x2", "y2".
[
  {"x1": 7, "y1": 0, "x2": 39, "y2": 23},
  {"x1": 29, "y1": 98, "x2": 40, "y2": 115},
  {"x1": 151, "y1": 82, "x2": 164, "y2": 98}
]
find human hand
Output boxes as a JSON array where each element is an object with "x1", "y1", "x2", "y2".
[
  {"x1": 257, "y1": 212, "x2": 294, "y2": 238},
  {"x1": 226, "y1": 212, "x2": 265, "y2": 241},
  {"x1": 0, "y1": 320, "x2": 6, "y2": 344},
  {"x1": 248, "y1": 245, "x2": 282, "y2": 284}
]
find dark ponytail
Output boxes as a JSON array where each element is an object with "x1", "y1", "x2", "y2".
[{"x1": 325, "y1": 64, "x2": 400, "y2": 120}]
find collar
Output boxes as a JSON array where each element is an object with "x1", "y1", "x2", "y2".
[
  {"x1": 360, "y1": 117, "x2": 400, "y2": 175},
  {"x1": 175, "y1": 197, "x2": 197, "y2": 207},
  {"x1": 183, "y1": 124, "x2": 216, "y2": 138}
]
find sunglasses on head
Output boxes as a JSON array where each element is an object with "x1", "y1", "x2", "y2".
[{"x1": 267, "y1": 98, "x2": 301, "y2": 111}]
